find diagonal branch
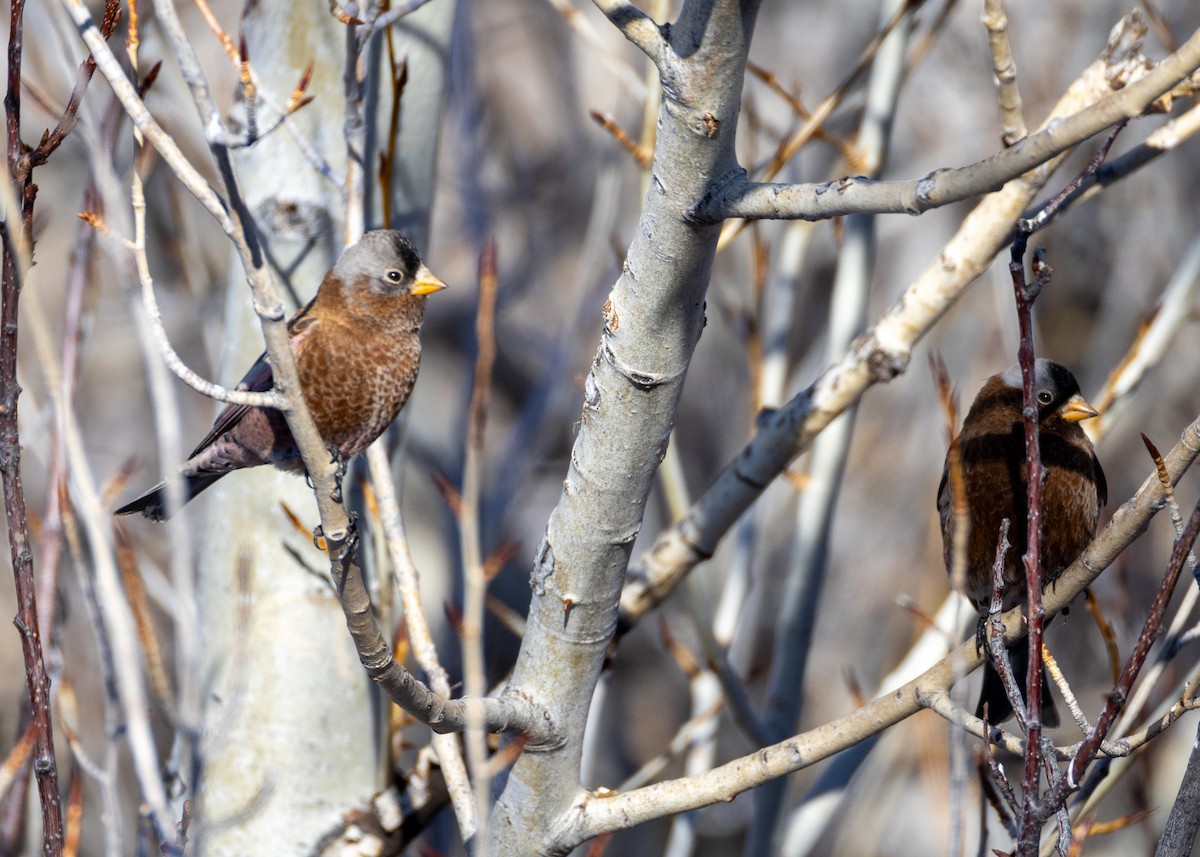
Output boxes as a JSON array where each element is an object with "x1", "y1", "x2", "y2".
[
  {"x1": 328, "y1": 532, "x2": 558, "y2": 741},
  {"x1": 550, "y1": 412, "x2": 1200, "y2": 849},
  {"x1": 64, "y1": 0, "x2": 547, "y2": 755},
  {"x1": 144, "y1": 0, "x2": 558, "y2": 747},
  {"x1": 1031, "y1": 499, "x2": 1200, "y2": 831},
  {"x1": 689, "y1": 21, "x2": 1200, "y2": 223},
  {"x1": 62, "y1": 0, "x2": 233, "y2": 233},
  {"x1": 591, "y1": 0, "x2": 667, "y2": 62}
]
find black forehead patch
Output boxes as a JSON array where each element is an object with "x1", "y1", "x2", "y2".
[
  {"x1": 363, "y1": 230, "x2": 421, "y2": 275},
  {"x1": 380, "y1": 230, "x2": 422, "y2": 276},
  {"x1": 1041, "y1": 360, "x2": 1080, "y2": 398},
  {"x1": 339, "y1": 230, "x2": 423, "y2": 281}
]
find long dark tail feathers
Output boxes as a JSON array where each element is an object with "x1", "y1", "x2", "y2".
[
  {"x1": 114, "y1": 473, "x2": 227, "y2": 521},
  {"x1": 976, "y1": 637, "x2": 1060, "y2": 729}
]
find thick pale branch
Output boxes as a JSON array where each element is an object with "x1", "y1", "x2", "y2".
[
  {"x1": 554, "y1": 415, "x2": 1200, "y2": 848},
  {"x1": 492, "y1": 1, "x2": 761, "y2": 851},
  {"x1": 690, "y1": 22, "x2": 1200, "y2": 223}
]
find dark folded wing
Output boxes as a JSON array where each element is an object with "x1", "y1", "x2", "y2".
[
  {"x1": 186, "y1": 312, "x2": 321, "y2": 460},
  {"x1": 1094, "y1": 454, "x2": 1108, "y2": 509},
  {"x1": 187, "y1": 354, "x2": 274, "y2": 459},
  {"x1": 936, "y1": 460, "x2": 950, "y2": 533}
]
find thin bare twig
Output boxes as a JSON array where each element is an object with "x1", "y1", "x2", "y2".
[
  {"x1": 462, "y1": 239, "x2": 500, "y2": 850},
  {"x1": 589, "y1": 110, "x2": 653, "y2": 166},
  {"x1": 364, "y1": 444, "x2": 476, "y2": 836},
  {"x1": 0, "y1": 0, "x2": 124, "y2": 848},
  {"x1": 986, "y1": 519, "x2": 1025, "y2": 728},
  {"x1": 983, "y1": 0, "x2": 1027, "y2": 146},
  {"x1": 1039, "y1": 501, "x2": 1200, "y2": 822},
  {"x1": 591, "y1": 0, "x2": 666, "y2": 62},
  {"x1": 744, "y1": 60, "x2": 865, "y2": 168}
]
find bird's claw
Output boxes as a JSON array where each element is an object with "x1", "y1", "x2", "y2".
[
  {"x1": 974, "y1": 613, "x2": 989, "y2": 655},
  {"x1": 326, "y1": 443, "x2": 348, "y2": 505},
  {"x1": 331, "y1": 514, "x2": 359, "y2": 562},
  {"x1": 311, "y1": 513, "x2": 359, "y2": 562},
  {"x1": 327, "y1": 443, "x2": 347, "y2": 475}
]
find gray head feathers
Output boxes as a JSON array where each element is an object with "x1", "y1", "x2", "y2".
[
  {"x1": 332, "y1": 230, "x2": 425, "y2": 289},
  {"x1": 999, "y1": 359, "x2": 1082, "y2": 408}
]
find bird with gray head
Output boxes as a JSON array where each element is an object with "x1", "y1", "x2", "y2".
[
  {"x1": 117, "y1": 230, "x2": 447, "y2": 521},
  {"x1": 938, "y1": 358, "x2": 1106, "y2": 726}
]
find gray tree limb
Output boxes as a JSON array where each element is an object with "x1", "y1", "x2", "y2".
[
  {"x1": 689, "y1": 22, "x2": 1200, "y2": 223},
  {"x1": 489, "y1": 1, "x2": 762, "y2": 853}
]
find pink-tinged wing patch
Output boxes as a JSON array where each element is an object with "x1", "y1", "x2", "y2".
[{"x1": 186, "y1": 315, "x2": 321, "y2": 458}]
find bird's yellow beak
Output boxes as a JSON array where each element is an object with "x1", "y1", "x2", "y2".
[
  {"x1": 1062, "y1": 393, "x2": 1099, "y2": 422},
  {"x1": 411, "y1": 267, "x2": 448, "y2": 296}
]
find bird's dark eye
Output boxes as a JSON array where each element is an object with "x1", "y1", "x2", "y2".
[
  {"x1": 385, "y1": 270, "x2": 402, "y2": 283},
  {"x1": 1038, "y1": 391, "x2": 1053, "y2": 405}
]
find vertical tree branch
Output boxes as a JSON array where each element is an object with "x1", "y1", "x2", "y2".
[
  {"x1": 492, "y1": 1, "x2": 763, "y2": 852},
  {"x1": 983, "y1": 0, "x2": 1027, "y2": 146},
  {"x1": 1007, "y1": 236, "x2": 1047, "y2": 855},
  {"x1": 461, "y1": 239, "x2": 499, "y2": 851},
  {"x1": 0, "y1": 221, "x2": 63, "y2": 857},
  {"x1": 2, "y1": 2, "x2": 63, "y2": 853}
]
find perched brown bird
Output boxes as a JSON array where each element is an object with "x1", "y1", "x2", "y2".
[
  {"x1": 117, "y1": 230, "x2": 446, "y2": 521},
  {"x1": 938, "y1": 359, "x2": 1105, "y2": 727}
]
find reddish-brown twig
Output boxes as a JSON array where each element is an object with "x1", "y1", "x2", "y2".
[
  {"x1": 1007, "y1": 239, "x2": 1048, "y2": 854},
  {"x1": 0, "y1": 1, "x2": 120, "y2": 851}
]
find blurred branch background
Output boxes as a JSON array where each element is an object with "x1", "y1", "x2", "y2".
[{"x1": 3, "y1": 0, "x2": 1200, "y2": 854}]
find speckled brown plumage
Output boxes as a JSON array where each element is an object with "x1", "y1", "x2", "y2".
[
  {"x1": 938, "y1": 359, "x2": 1106, "y2": 726},
  {"x1": 116, "y1": 230, "x2": 446, "y2": 521}
]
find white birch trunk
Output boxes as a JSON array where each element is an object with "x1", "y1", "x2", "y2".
[{"x1": 195, "y1": 3, "x2": 454, "y2": 853}]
